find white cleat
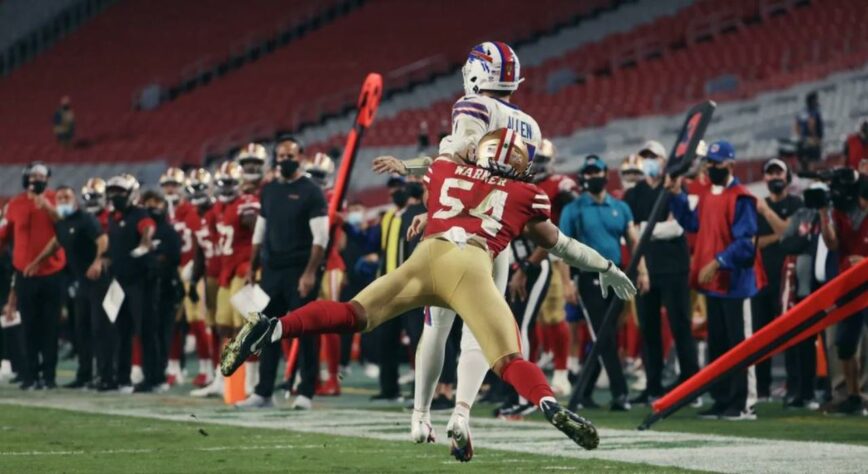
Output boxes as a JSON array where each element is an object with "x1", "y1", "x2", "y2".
[
  {"x1": 234, "y1": 393, "x2": 274, "y2": 409},
  {"x1": 551, "y1": 370, "x2": 572, "y2": 397},
  {"x1": 292, "y1": 395, "x2": 312, "y2": 410},
  {"x1": 190, "y1": 373, "x2": 224, "y2": 398},
  {"x1": 410, "y1": 410, "x2": 436, "y2": 444},
  {"x1": 447, "y1": 412, "x2": 473, "y2": 462}
]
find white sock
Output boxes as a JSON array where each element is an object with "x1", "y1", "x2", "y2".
[
  {"x1": 539, "y1": 395, "x2": 557, "y2": 408},
  {"x1": 271, "y1": 320, "x2": 283, "y2": 343},
  {"x1": 413, "y1": 307, "x2": 455, "y2": 413},
  {"x1": 199, "y1": 359, "x2": 212, "y2": 375},
  {"x1": 455, "y1": 347, "x2": 488, "y2": 409},
  {"x1": 568, "y1": 356, "x2": 580, "y2": 374}
]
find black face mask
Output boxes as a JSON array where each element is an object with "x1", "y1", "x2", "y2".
[
  {"x1": 405, "y1": 182, "x2": 424, "y2": 200},
  {"x1": 391, "y1": 189, "x2": 409, "y2": 207},
  {"x1": 148, "y1": 208, "x2": 165, "y2": 221},
  {"x1": 767, "y1": 178, "x2": 787, "y2": 195},
  {"x1": 585, "y1": 176, "x2": 607, "y2": 195},
  {"x1": 110, "y1": 195, "x2": 129, "y2": 212},
  {"x1": 708, "y1": 166, "x2": 730, "y2": 186},
  {"x1": 278, "y1": 159, "x2": 300, "y2": 179},
  {"x1": 29, "y1": 181, "x2": 47, "y2": 195}
]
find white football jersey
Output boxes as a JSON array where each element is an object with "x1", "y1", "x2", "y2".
[{"x1": 439, "y1": 93, "x2": 542, "y2": 160}]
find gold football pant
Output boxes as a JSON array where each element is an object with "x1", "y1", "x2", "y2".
[
  {"x1": 319, "y1": 269, "x2": 345, "y2": 301},
  {"x1": 215, "y1": 276, "x2": 245, "y2": 328},
  {"x1": 539, "y1": 260, "x2": 567, "y2": 325},
  {"x1": 353, "y1": 238, "x2": 519, "y2": 366}
]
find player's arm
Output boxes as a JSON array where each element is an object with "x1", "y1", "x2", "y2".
[{"x1": 525, "y1": 218, "x2": 636, "y2": 300}]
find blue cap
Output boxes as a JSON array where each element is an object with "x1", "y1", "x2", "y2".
[
  {"x1": 706, "y1": 140, "x2": 736, "y2": 163},
  {"x1": 580, "y1": 154, "x2": 608, "y2": 173}
]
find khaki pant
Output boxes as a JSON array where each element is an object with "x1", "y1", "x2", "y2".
[
  {"x1": 215, "y1": 276, "x2": 245, "y2": 328},
  {"x1": 539, "y1": 260, "x2": 567, "y2": 324},
  {"x1": 204, "y1": 276, "x2": 218, "y2": 326},
  {"x1": 318, "y1": 269, "x2": 345, "y2": 302},
  {"x1": 353, "y1": 238, "x2": 519, "y2": 366}
]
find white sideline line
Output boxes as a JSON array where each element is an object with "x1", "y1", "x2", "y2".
[{"x1": 1, "y1": 396, "x2": 866, "y2": 473}]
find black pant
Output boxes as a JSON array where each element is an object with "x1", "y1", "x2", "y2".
[
  {"x1": 750, "y1": 283, "x2": 780, "y2": 397},
  {"x1": 16, "y1": 271, "x2": 63, "y2": 384},
  {"x1": 116, "y1": 279, "x2": 157, "y2": 386},
  {"x1": 578, "y1": 272, "x2": 628, "y2": 399},
  {"x1": 706, "y1": 295, "x2": 751, "y2": 411},
  {"x1": 256, "y1": 265, "x2": 318, "y2": 398},
  {"x1": 637, "y1": 272, "x2": 699, "y2": 395},
  {"x1": 373, "y1": 311, "x2": 411, "y2": 397},
  {"x1": 785, "y1": 335, "x2": 816, "y2": 402},
  {"x1": 154, "y1": 273, "x2": 182, "y2": 384},
  {"x1": 79, "y1": 276, "x2": 114, "y2": 384}
]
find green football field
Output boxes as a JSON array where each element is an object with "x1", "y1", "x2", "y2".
[{"x1": 0, "y1": 366, "x2": 866, "y2": 473}]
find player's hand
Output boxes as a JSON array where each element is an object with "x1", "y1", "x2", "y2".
[
  {"x1": 85, "y1": 260, "x2": 103, "y2": 280},
  {"x1": 298, "y1": 270, "x2": 316, "y2": 298},
  {"x1": 599, "y1": 263, "x2": 636, "y2": 300},
  {"x1": 23, "y1": 261, "x2": 40, "y2": 277},
  {"x1": 407, "y1": 214, "x2": 428, "y2": 240},
  {"x1": 372, "y1": 156, "x2": 408, "y2": 176},
  {"x1": 563, "y1": 278, "x2": 579, "y2": 306},
  {"x1": 698, "y1": 259, "x2": 720, "y2": 285},
  {"x1": 508, "y1": 269, "x2": 528, "y2": 302},
  {"x1": 637, "y1": 272, "x2": 650, "y2": 295}
]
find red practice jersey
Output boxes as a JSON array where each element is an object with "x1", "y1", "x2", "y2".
[
  {"x1": 217, "y1": 192, "x2": 260, "y2": 286},
  {"x1": 423, "y1": 159, "x2": 551, "y2": 255},
  {"x1": 535, "y1": 173, "x2": 578, "y2": 224},
  {"x1": 171, "y1": 200, "x2": 202, "y2": 266},
  {"x1": 202, "y1": 202, "x2": 223, "y2": 279}
]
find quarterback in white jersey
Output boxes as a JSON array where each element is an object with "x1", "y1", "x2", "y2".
[{"x1": 372, "y1": 40, "x2": 543, "y2": 462}]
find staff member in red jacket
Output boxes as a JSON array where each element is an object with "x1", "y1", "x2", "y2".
[{"x1": 0, "y1": 162, "x2": 67, "y2": 390}]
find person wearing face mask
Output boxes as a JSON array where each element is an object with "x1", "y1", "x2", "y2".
[
  {"x1": 81, "y1": 178, "x2": 110, "y2": 230},
  {"x1": 25, "y1": 185, "x2": 108, "y2": 390},
  {"x1": 235, "y1": 136, "x2": 327, "y2": 410},
  {"x1": 749, "y1": 159, "x2": 803, "y2": 401},
  {"x1": 560, "y1": 155, "x2": 641, "y2": 411},
  {"x1": 159, "y1": 167, "x2": 212, "y2": 388},
  {"x1": 0, "y1": 163, "x2": 66, "y2": 390},
  {"x1": 668, "y1": 140, "x2": 767, "y2": 420},
  {"x1": 140, "y1": 190, "x2": 183, "y2": 393},
  {"x1": 623, "y1": 140, "x2": 699, "y2": 406},
  {"x1": 105, "y1": 174, "x2": 157, "y2": 393}
]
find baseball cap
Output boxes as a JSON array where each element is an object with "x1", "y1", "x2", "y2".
[
  {"x1": 386, "y1": 175, "x2": 406, "y2": 188},
  {"x1": 763, "y1": 158, "x2": 788, "y2": 174},
  {"x1": 638, "y1": 140, "x2": 666, "y2": 159},
  {"x1": 580, "y1": 155, "x2": 608, "y2": 174},
  {"x1": 705, "y1": 140, "x2": 736, "y2": 163}
]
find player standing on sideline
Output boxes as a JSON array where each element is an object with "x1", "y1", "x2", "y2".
[
  {"x1": 159, "y1": 168, "x2": 212, "y2": 388},
  {"x1": 223, "y1": 129, "x2": 637, "y2": 458},
  {"x1": 191, "y1": 168, "x2": 230, "y2": 398},
  {"x1": 372, "y1": 41, "x2": 542, "y2": 453}
]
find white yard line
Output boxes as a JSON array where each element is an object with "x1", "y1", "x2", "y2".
[{"x1": 1, "y1": 394, "x2": 866, "y2": 473}]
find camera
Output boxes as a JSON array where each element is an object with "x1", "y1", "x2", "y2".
[{"x1": 797, "y1": 167, "x2": 860, "y2": 211}]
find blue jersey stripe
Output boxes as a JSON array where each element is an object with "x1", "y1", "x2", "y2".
[
  {"x1": 453, "y1": 110, "x2": 490, "y2": 125},
  {"x1": 454, "y1": 101, "x2": 488, "y2": 113}
]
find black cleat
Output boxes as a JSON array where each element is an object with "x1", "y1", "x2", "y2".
[
  {"x1": 220, "y1": 312, "x2": 276, "y2": 377},
  {"x1": 541, "y1": 399, "x2": 599, "y2": 450}
]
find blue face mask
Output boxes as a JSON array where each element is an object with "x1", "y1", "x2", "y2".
[
  {"x1": 347, "y1": 211, "x2": 363, "y2": 227},
  {"x1": 57, "y1": 203, "x2": 75, "y2": 219},
  {"x1": 642, "y1": 158, "x2": 662, "y2": 178}
]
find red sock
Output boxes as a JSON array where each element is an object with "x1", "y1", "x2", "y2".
[
  {"x1": 279, "y1": 301, "x2": 359, "y2": 338},
  {"x1": 132, "y1": 336, "x2": 143, "y2": 366},
  {"x1": 500, "y1": 357, "x2": 555, "y2": 406},
  {"x1": 551, "y1": 321, "x2": 569, "y2": 370},
  {"x1": 210, "y1": 331, "x2": 221, "y2": 367},
  {"x1": 168, "y1": 327, "x2": 183, "y2": 360},
  {"x1": 190, "y1": 320, "x2": 211, "y2": 360}
]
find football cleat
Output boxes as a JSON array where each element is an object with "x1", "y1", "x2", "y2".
[
  {"x1": 447, "y1": 412, "x2": 473, "y2": 462},
  {"x1": 410, "y1": 411, "x2": 436, "y2": 444},
  {"x1": 541, "y1": 399, "x2": 599, "y2": 450},
  {"x1": 220, "y1": 312, "x2": 276, "y2": 377}
]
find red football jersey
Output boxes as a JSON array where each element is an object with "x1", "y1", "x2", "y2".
[
  {"x1": 536, "y1": 173, "x2": 578, "y2": 224},
  {"x1": 202, "y1": 202, "x2": 223, "y2": 279},
  {"x1": 217, "y1": 192, "x2": 260, "y2": 286},
  {"x1": 423, "y1": 159, "x2": 550, "y2": 255},
  {"x1": 171, "y1": 200, "x2": 202, "y2": 266}
]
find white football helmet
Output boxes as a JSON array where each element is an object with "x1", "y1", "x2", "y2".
[
  {"x1": 235, "y1": 143, "x2": 268, "y2": 183},
  {"x1": 462, "y1": 41, "x2": 523, "y2": 96}
]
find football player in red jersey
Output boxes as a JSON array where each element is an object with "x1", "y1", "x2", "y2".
[
  {"x1": 190, "y1": 167, "x2": 231, "y2": 398},
  {"x1": 303, "y1": 152, "x2": 345, "y2": 396},
  {"x1": 223, "y1": 129, "x2": 637, "y2": 456},
  {"x1": 159, "y1": 167, "x2": 213, "y2": 387}
]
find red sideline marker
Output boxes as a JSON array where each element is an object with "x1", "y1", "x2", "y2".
[{"x1": 642, "y1": 258, "x2": 868, "y2": 429}]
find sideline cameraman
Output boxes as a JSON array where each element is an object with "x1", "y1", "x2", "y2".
[{"x1": 818, "y1": 169, "x2": 867, "y2": 415}]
